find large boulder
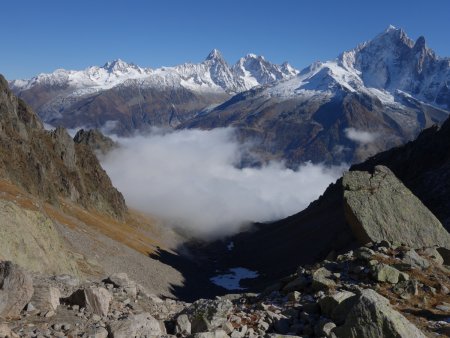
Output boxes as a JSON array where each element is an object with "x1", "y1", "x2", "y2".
[
  {"x1": 0, "y1": 261, "x2": 33, "y2": 318},
  {"x1": 108, "y1": 313, "x2": 166, "y2": 338},
  {"x1": 333, "y1": 289, "x2": 426, "y2": 338},
  {"x1": 66, "y1": 287, "x2": 112, "y2": 316},
  {"x1": 187, "y1": 299, "x2": 233, "y2": 333},
  {"x1": 319, "y1": 291, "x2": 355, "y2": 317},
  {"x1": 29, "y1": 285, "x2": 60, "y2": 312},
  {"x1": 343, "y1": 166, "x2": 450, "y2": 249}
]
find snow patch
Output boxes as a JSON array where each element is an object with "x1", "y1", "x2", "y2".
[{"x1": 210, "y1": 267, "x2": 259, "y2": 290}]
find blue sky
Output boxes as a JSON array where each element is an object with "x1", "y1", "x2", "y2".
[{"x1": 2, "y1": 0, "x2": 450, "y2": 79}]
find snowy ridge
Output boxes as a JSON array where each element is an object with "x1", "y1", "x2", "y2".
[
  {"x1": 10, "y1": 51, "x2": 298, "y2": 96},
  {"x1": 256, "y1": 26, "x2": 450, "y2": 111}
]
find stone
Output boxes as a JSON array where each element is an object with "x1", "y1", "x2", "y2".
[
  {"x1": 287, "y1": 291, "x2": 300, "y2": 302},
  {"x1": 319, "y1": 291, "x2": 355, "y2": 317},
  {"x1": 402, "y1": 250, "x2": 430, "y2": 270},
  {"x1": 371, "y1": 264, "x2": 402, "y2": 284},
  {"x1": 85, "y1": 326, "x2": 108, "y2": 338},
  {"x1": 67, "y1": 287, "x2": 112, "y2": 316},
  {"x1": 315, "y1": 319, "x2": 336, "y2": 337},
  {"x1": 0, "y1": 261, "x2": 33, "y2": 318},
  {"x1": 175, "y1": 314, "x2": 191, "y2": 335},
  {"x1": 392, "y1": 280, "x2": 419, "y2": 299},
  {"x1": 282, "y1": 276, "x2": 309, "y2": 292},
  {"x1": 108, "y1": 313, "x2": 166, "y2": 338},
  {"x1": 0, "y1": 323, "x2": 18, "y2": 338},
  {"x1": 105, "y1": 273, "x2": 132, "y2": 288},
  {"x1": 422, "y1": 247, "x2": 444, "y2": 265},
  {"x1": 312, "y1": 267, "x2": 336, "y2": 291},
  {"x1": 354, "y1": 247, "x2": 375, "y2": 261},
  {"x1": 188, "y1": 299, "x2": 233, "y2": 333},
  {"x1": 343, "y1": 166, "x2": 450, "y2": 249},
  {"x1": 333, "y1": 289, "x2": 426, "y2": 338},
  {"x1": 30, "y1": 285, "x2": 60, "y2": 312},
  {"x1": 194, "y1": 330, "x2": 230, "y2": 338}
]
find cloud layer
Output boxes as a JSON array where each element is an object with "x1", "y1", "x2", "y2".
[{"x1": 101, "y1": 128, "x2": 345, "y2": 239}]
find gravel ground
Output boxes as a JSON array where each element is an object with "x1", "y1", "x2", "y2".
[{"x1": 53, "y1": 217, "x2": 186, "y2": 298}]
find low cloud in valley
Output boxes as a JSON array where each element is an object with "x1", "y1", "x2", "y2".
[
  {"x1": 344, "y1": 128, "x2": 378, "y2": 144},
  {"x1": 101, "y1": 128, "x2": 345, "y2": 238}
]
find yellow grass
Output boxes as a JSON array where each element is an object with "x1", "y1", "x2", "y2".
[{"x1": 0, "y1": 178, "x2": 161, "y2": 256}]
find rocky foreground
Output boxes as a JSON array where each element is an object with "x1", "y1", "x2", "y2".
[{"x1": 1, "y1": 239, "x2": 449, "y2": 338}]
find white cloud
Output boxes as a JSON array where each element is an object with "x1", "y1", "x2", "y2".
[
  {"x1": 344, "y1": 128, "x2": 378, "y2": 144},
  {"x1": 101, "y1": 128, "x2": 346, "y2": 239}
]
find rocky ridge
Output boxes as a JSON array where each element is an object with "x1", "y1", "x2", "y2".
[{"x1": 0, "y1": 75, "x2": 126, "y2": 219}]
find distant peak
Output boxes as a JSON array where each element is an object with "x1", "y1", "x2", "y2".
[
  {"x1": 371, "y1": 25, "x2": 413, "y2": 48},
  {"x1": 102, "y1": 59, "x2": 134, "y2": 72},
  {"x1": 385, "y1": 24, "x2": 398, "y2": 32},
  {"x1": 414, "y1": 36, "x2": 426, "y2": 49},
  {"x1": 206, "y1": 49, "x2": 224, "y2": 61}
]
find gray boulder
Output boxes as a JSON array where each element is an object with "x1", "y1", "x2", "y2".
[
  {"x1": 187, "y1": 299, "x2": 233, "y2": 333},
  {"x1": 108, "y1": 312, "x2": 166, "y2": 338},
  {"x1": 311, "y1": 267, "x2": 336, "y2": 291},
  {"x1": 421, "y1": 247, "x2": 444, "y2": 265},
  {"x1": 0, "y1": 261, "x2": 33, "y2": 318},
  {"x1": 175, "y1": 314, "x2": 192, "y2": 335},
  {"x1": 343, "y1": 166, "x2": 450, "y2": 249},
  {"x1": 371, "y1": 264, "x2": 405, "y2": 284},
  {"x1": 333, "y1": 289, "x2": 426, "y2": 338},
  {"x1": 402, "y1": 250, "x2": 430, "y2": 270},
  {"x1": 30, "y1": 285, "x2": 60, "y2": 312},
  {"x1": 67, "y1": 287, "x2": 112, "y2": 316},
  {"x1": 319, "y1": 291, "x2": 355, "y2": 317}
]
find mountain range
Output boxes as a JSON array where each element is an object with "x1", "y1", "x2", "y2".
[
  {"x1": 10, "y1": 26, "x2": 450, "y2": 166},
  {"x1": 10, "y1": 51, "x2": 297, "y2": 133}
]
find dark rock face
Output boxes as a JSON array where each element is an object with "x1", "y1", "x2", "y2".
[
  {"x1": 183, "y1": 85, "x2": 447, "y2": 167},
  {"x1": 0, "y1": 75, "x2": 126, "y2": 219},
  {"x1": 343, "y1": 165, "x2": 450, "y2": 249},
  {"x1": 15, "y1": 83, "x2": 230, "y2": 136},
  {"x1": 351, "y1": 117, "x2": 450, "y2": 231},
  {"x1": 73, "y1": 129, "x2": 117, "y2": 155}
]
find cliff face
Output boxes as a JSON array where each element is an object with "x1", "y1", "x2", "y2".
[{"x1": 0, "y1": 75, "x2": 126, "y2": 219}]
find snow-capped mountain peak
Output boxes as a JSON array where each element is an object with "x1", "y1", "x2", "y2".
[
  {"x1": 10, "y1": 50, "x2": 298, "y2": 99},
  {"x1": 102, "y1": 59, "x2": 141, "y2": 73},
  {"x1": 205, "y1": 49, "x2": 225, "y2": 62}
]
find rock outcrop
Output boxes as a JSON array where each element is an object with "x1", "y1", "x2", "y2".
[
  {"x1": 0, "y1": 262, "x2": 33, "y2": 319},
  {"x1": 333, "y1": 289, "x2": 426, "y2": 338},
  {"x1": 73, "y1": 129, "x2": 117, "y2": 156},
  {"x1": 343, "y1": 165, "x2": 450, "y2": 248},
  {"x1": 352, "y1": 116, "x2": 450, "y2": 231},
  {"x1": 0, "y1": 199, "x2": 79, "y2": 276},
  {"x1": 0, "y1": 74, "x2": 126, "y2": 219}
]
